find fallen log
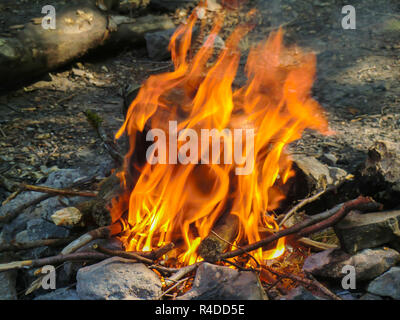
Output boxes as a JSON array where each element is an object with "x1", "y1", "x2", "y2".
[{"x1": 0, "y1": 0, "x2": 175, "y2": 87}]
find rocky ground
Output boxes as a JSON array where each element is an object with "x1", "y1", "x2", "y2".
[{"x1": 0, "y1": 0, "x2": 399, "y2": 300}]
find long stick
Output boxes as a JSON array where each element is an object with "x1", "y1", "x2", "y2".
[
  {"x1": 61, "y1": 223, "x2": 123, "y2": 255},
  {"x1": 20, "y1": 183, "x2": 98, "y2": 198},
  {"x1": 93, "y1": 244, "x2": 154, "y2": 264},
  {"x1": 0, "y1": 175, "x2": 98, "y2": 224},
  {"x1": 278, "y1": 176, "x2": 352, "y2": 228},
  {"x1": 219, "y1": 196, "x2": 376, "y2": 260},
  {"x1": 0, "y1": 238, "x2": 75, "y2": 253},
  {"x1": 0, "y1": 252, "x2": 110, "y2": 273}
]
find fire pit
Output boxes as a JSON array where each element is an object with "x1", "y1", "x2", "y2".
[{"x1": 0, "y1": 0, "x2": 399, "y2": 302}]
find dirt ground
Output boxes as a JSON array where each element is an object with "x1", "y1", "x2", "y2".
[{"x1": 0, "y1": 0, "x2": 399, "y2": 203}]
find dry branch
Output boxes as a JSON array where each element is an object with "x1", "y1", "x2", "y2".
[
  {"x1": 0, "y1": 175, "x2": 98, "y2": 225},
  {"x1": 264, "y1": 266, "x2": 342, "y2": 300},
  {"x1": 0, "y1": 252, "x2": 110, "y2": 273},
  {"x1": 20, "y1": 183, "x2": 98, "y2": 198},
  {"x1": 93, "y1": 244, "x2": 154, "y2": 264},
  {"x1": 219, "y1": 196, "x2": 378, "y2": 261},
  {"x1": 0, "y1": 238, "x2": 75, "y2": 253},
  {"x1": 165, "y1": 262, "x2": 201, "y2": 286},
  {"x1": 61, "y1": 223, "x2": 123, "y2": 255},
  {"x1": 278, "y1": 176, "x2": 352, "y2": 228}
]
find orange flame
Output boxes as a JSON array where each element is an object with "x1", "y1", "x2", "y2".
[{"x1": 111, "y1": 4, "x2": 329, "y2": 266}]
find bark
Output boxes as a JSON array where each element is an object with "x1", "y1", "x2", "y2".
[{"x1": 197, "y1": 212, "x2": 239, "y2": 262}]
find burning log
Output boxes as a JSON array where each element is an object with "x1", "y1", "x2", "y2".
[
  {"x1": 197, "y1": 211, "x2": 239, "y2": 262},
  {"x1": 219, "y1": 196, "x2": 380, "y2": 261},
  {"x1": 0, "y1": 0, "x2": 175, "y2": 87}
]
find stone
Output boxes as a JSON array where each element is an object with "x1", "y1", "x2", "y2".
[
  {"x1": 320, "y1": 153, "x2": 338, "y2": 166},
  {"x1": 34, "y1": 288, "x2": 80, "y2": 300},
  {"x1": 289, "y1": 155, "x2": 348, "y2": 201},
  {"x1": 303, "y1": 247, "x2": 400, "y2": 281},
  {"x1": 76, "y1": 258, "x2": 162, "y2": 300},
  {"x1": 360, "y1": 293, "x2": 383, "y2": 300},
  {"x1": 0, "y1": 169, "x2": 85, "y2": 230},
  {"x1": 177, "y1": 262, "x2": 267, "y2": 300},
  {"x1": 367, "y1": 267, "x2": 400, "y2": 299},
  {"x1": 280, "y1": 286, "x2": 323, "y2": 300},
  {"x1": 26, "y1": 218, "x2": 70, "y2": 241},
  {"x1": 334, "y1": 210, "x2": 400, "y2": 254},
  {"x1": 62, "y1": 238, "x2": 123, "y2": 281},
  {"x1": 145, "y1": 28, "x2": 176, "y2": 60},
  {"x1": 0, "y1": 270, "x2": 17, "y2": 300},
  {"x1": 51, "y1": 207, "x2": 83, "y2": 226}
]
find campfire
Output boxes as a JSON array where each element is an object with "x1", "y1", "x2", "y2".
[
  {"x1": 1, "y1": 0, "x2": 399, "y2": 302},
  {"x1": 110, "y1": 3, "x2": 330, "y2": 268}
]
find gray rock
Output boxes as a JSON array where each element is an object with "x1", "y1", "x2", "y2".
[
  {"x1": 320, "y1": 153, "x2": 338, "y2": 166},
  {"x1": 27, "y1": 218, "x2": 70, "y2": 241},
  {"x1": 360, "y1": 293, "x2": 383, "y2": 300},
  {"x1": 177, "y1": 262, "x2": 267, "y2": 300},
  {"x1": 303, "y1": 247, "x2": 400, "y2": 282},
  {"x1": 34, "y1": 288, "x2": 80, "y2": 300},
  {"x1": 62, "y1": 238, "x2": 123, "y2": 281},
  {"x1": 280, "y1": 286, "x2": 323, "y2": 300},
  {"x1": 0, "y1": 270, "x2": 17, "y2": 300},
  {"x1": 145, "y1": 28, "x2": 176, "y2": 60},
  {"x1": 334, "y1": 210, "x2": 400, "y2": 254},
  {"x1": 76, "y1": 258, "x2": 162, "y2": 300},
  {"x1": 367, "y1": 267, "x2": 400, "y2": 299},
  {"x1": 0, "y1": 169, "x2": 84, "y2": 229}
]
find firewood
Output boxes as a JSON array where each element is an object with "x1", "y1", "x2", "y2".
[
  {"x1": 91, "y1": 242, "x2": 175, "y2": 264},
  {"x1": 219, "y1": 196, "x2": 379, "y2": 261},
  {"x1": 197, "y1": 212, "x2": 239, "y2": 262},
  {"x1": 0, "y1": 238, "x2": 75, "y2": 253},
  {"x1": 19, "y1": 183, "x2": 98, "y2": 198},
  {"x1": 0, "y1": 252, "x2": 111, "y2": 273},
  {"x1": 92, "y1": 243, "x2": 154, "y2": 264},
  {"x1": 61, "y1": 223, "x2": 123, "y2": 255}
]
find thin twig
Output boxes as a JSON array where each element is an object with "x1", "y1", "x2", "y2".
[
  {"x1": 20, "y1": 183, "x2": 98, "y2": 197},
  {"x1": 158, "y1": 277, "x2": 190, "y2": 300},
  {"x1": 0, "y1": 252, "x2": 111, "y2": 273},
  {"x1": 211, "y1": 230, "x2": 259, "y2": 268},
  {"x1": 92, "y1": 244, "x2": 154, "y2": 264},
  {"x1": 279, "y1": 176, "x2": 352, "y2": 228},
  {"x1": 0, "y1": 238, "x2": 75, "y2": 253},
  {"x1": 0, "y1": 175, "x2": 99, "y2": 225},
  {"x1": 264, "y1": 266, "x2": 342, "y2": 300},
  {"x1": 61, "y1": 223, "x2": 123, "y2": 255},
  {"x1": 165, "y1": 262, "x2": 200, "y2": 286}
]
